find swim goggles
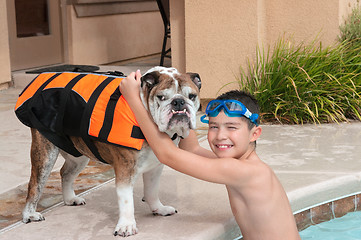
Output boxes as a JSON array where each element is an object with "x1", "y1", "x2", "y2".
[{"x1": 200, "y1": 99, "x2": 259, "y2": 126}]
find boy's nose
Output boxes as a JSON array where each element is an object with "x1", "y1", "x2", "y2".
[{"x1": 216, "y1": 128, "x2": 227, "y2": 140}]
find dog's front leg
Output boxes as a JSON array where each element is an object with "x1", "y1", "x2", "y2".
[
  {"x1": 114, "y1": 181, "x2": 138, "y2": 237},
  {"x1": 143, "y1": 164, "x2": 177, "y2": 216}
]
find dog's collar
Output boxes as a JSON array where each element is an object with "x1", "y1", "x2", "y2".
[{"x1": 171, "y1": 133, "x2": 184, "y2": 140}]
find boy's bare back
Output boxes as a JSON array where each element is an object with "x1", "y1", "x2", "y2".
[{"x1": 227, "y1": 151, "x2": 300, "y2": 240}]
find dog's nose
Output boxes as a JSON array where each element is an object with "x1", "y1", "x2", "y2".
[{"x1": 171, "y1": 98, "x2": 185, "y2": 110}]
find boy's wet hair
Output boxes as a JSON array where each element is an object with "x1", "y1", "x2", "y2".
[{"x1": 216, "y1": 90, "x2": 260, "y2": 129}]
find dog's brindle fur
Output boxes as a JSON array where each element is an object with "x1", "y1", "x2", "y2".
[{"x1": 22, "y1": 67, "x2": 201, "y2": 237}]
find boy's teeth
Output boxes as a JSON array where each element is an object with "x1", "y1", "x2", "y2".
[{"x1": 218, "y1": 145, "x2": 231, "y2": 148}]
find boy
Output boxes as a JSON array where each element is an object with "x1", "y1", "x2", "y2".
[{"x1": 119, "y1": 70, "x2": 300, "y2": 240}]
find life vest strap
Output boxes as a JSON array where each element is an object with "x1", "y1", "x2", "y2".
[
  {"x1": 54, "y1": 74, "x2": 87, "y2": 135},
  {"x1": 98, "y1": 88, "x2": 120, "y2": 142},
  {"x1": 26, "y1": 72, "x2": 84, "y2": 157},
  {"x1": 131, "y1": 126, "x2": 145, "y2": 139},
  {"x1": 26, "y1": 72, "x2": 61, "y2": 133},
  {"x1": 80, "y1": 76, "x2": 115, "y2": 164}
]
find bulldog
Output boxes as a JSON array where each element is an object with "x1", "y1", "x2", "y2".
[{"x1": 14, "y1": 66, "x2": 201, "y2": 237}]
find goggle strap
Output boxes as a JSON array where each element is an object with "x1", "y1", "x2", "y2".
[
  {"x1": 250, "y1": 114, "x2": 259, "y2": 126},
  {"x1": 200, "y1": 114, "x2": 209, "y2": 124},
  {"x1": 243, "y1": 109, "x2": 252, "y2": 119}
]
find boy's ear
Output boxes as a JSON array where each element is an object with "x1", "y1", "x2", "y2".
[{"x1": 250, "y1": 126, "x2": 262, "y2": 142}]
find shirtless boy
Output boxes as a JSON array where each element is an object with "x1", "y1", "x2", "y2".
[{"x1": 119, "y1": 70, "x2": 301, "y2": 240}]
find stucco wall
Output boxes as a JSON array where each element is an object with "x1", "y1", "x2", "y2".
[
  {"x1": 184, "y1": 0, "x2": 259, "y2": 98},
  {"x1": 67, "y1": 6, "x2": 164, "y2": 65},
  {"x1": 265, "y1": 0, "x2": 343, "y2": 46},
  {"x1": 0, "y1": 0, "x2": 12, "y2": 89},
  {"x1": 173, "y1": 0, "x2": 359, "y2": 99},
  {"x1": 169, "y1": 0, "x2": 185, "y2": 73}
]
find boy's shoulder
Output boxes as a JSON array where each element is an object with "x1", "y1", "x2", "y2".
[
  {"x1": 232, "y1": 152, "x2": 264, "y2": 172},
  {"x1": 243, "y1": 153, "x2": 273, "y2": 175}
]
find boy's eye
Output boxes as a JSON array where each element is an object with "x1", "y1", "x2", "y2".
[
  {"x1": 189, "y1": 94, "x2": 197, "y2": 101},
  {"x1": 157, "y1": 95, "x2": 166, "y2": 101}
]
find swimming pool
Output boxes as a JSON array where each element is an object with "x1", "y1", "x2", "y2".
[{"x1": 299, "y1": 210, "x2": 361, "y2": 239}]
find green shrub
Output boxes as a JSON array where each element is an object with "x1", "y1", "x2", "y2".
[
  {"x1": 237, "y1": 38, "x2": 361, "y2": 124},
  {"x1": 339, "y1": 2, "x2": 361, "y2": 43}
]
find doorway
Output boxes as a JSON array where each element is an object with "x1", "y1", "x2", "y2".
[{"x1": 7, "y1": 0, "x2": 63, "y2": 70}]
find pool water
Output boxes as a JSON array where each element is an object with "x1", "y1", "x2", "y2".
[{"x1": 299, "y1": 211, "x2": 361, "y2": 240}]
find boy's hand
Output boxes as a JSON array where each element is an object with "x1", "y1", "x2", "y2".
[{"x1": 119, "y1": 70, "x2": 142, "y2": 105}]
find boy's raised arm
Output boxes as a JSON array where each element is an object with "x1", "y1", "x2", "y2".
[
  {"x1": 119, "y1": 71, "x2": 246, "y2": 185},
  {"x1": 178, "y1": 130, "x2": 217, "y2": 158}
]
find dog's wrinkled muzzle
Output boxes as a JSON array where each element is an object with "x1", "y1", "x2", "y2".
[
  {"x1": 170, "y1": 98, "x2": 191, "y2": 118},
  {"x1": 171, "y1": 98, "x2": 185, "y2": 111}
]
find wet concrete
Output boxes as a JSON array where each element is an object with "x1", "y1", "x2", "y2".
[{"x1": 0, "y1": 160, "x2": 114, "y2": 230}]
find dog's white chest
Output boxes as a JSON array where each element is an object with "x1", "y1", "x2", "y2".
[{"x1": 135, "y1": 147, "x2": 161, "y2": 174}]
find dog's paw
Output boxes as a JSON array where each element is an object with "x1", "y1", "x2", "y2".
[
  {"x1": 152, "y1": 205, "x2": 177, "y2": 216},
  {"x1": 64, "y1": 196, "x2": 86, "y2": 206},
  {"x1": 22, "y1": 212, "x2": 45, "y2": 223},
  {"x1": 114, "y1": 221, "x2": 138, "y2": 237}
]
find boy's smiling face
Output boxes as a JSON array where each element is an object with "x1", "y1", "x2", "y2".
[{"x1": 207, "y1": 110, "x2": 259, "y2": 159}]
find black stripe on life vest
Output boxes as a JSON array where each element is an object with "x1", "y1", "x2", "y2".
[
  {"x1": 26, "y1": 73, "x2": 62, "y2": 133},
  {"x1": 54, "y1": 73, "x2": 87, "y2": 135},
  {"x1": 25, "y1": 73, "x2": 83, "y2": 157},
  {"x1": 18, "y1": 74, "x2": 42, "y2": 97},
  {"x1": 98, "y1": 88, "x2": 121, "y2": 142},
  {"x1": 80, "y1": 76, "x2": 115, "y2": 164},
  {"x1": 131, "y1": 126, "x2": 145, "y2": 139}
]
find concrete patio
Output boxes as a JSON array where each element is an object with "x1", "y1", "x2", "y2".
[{"x1": 1, "y1": 61, "x2": 361, "y2": 239}]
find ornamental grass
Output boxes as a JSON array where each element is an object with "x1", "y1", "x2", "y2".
[
  {"x1": 238, "y1": 38, "x2": 361, "y2": 124},
  {"x1": 237, "y1": 4, "x2": 361, "y2": 124}
]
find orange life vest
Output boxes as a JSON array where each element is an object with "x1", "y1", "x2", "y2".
[{"x1": 15, "y1": 72, "x2": 145, "y2": 163}]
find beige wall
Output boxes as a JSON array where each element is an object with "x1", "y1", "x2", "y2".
[
  {"x1": 265, "y1": 1, "x2": 340, "y2": 46},
  {"x1": 172, "y1": 0, "x2": 359, "y2": 99},
  {"x1": 169, "y1": 0, "x2": 185, "y2": 73},
  {"x1": 184, "y1": 0, "x2": 259, "y2": 98},
  {"x1": 0, "y1": 0, "x2": 12, "y2": 89},
  {"x1": 66, "y1": 6, "x2": 164, "y2": 65}
]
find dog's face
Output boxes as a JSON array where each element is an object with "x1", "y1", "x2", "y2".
[{"x1": 140, "y1": 67, "x2": 201, "y2": 139}]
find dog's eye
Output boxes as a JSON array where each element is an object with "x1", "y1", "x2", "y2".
[
  {"x1": 157, "y1": 95, "x2": 166, "y2": 101},
  {"x1": 189, "y1": 94, "x2": 197, "y2": 101}
]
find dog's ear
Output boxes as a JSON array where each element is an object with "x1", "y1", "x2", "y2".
[
  {"x1": 187, "y1": 73, "x2": 201, "y2": 90},
  {"x1": 141, "y1": 71, "x2": 160, "y2": 89}
]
